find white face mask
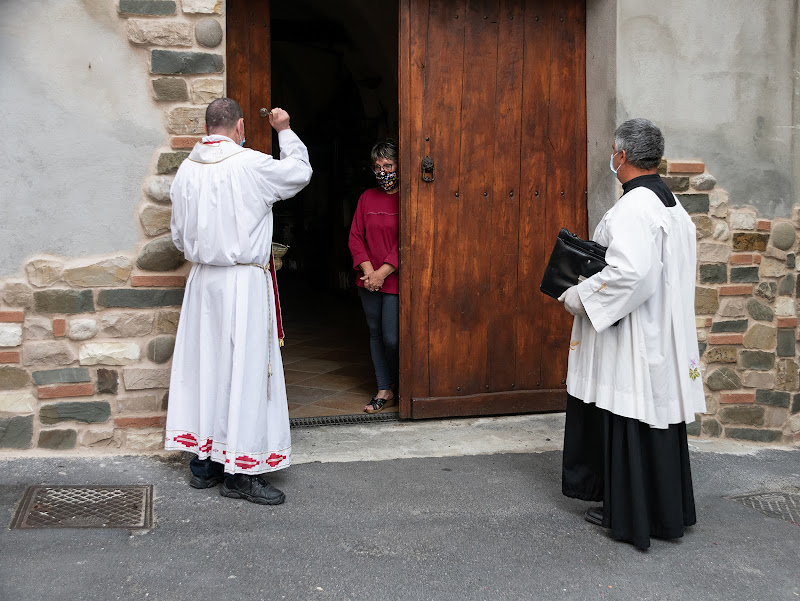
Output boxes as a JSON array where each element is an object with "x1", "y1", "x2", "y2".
[{"x1": 609, "y1": 150, "x2": 621, "y2": 175}]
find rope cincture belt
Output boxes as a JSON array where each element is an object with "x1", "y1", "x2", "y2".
[{"x1": 236, "y1": 261, "x2": 274, "y2": 378}]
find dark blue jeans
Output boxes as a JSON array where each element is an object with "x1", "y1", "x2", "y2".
[{"x1": 358, "y1": 288, "x2": 399, "y2": 391}]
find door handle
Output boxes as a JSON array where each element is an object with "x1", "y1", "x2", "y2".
[{"x1": 421, "y1": 156, "x2": 435, "y2": 182}]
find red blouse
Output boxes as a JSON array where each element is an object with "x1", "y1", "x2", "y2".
[{"x1": 348, "y1": 187, "x2": 400, "y2": 295}]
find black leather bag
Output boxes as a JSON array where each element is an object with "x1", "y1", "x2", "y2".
[{"x1": 539, "y1": 229, "x2": 608, "y2": 299}]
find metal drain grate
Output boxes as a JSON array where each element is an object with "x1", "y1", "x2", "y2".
[
  {"x1": 726, "y1": 491, "x2": 800, "y2": 525},
  {"x1": 290, "y1": 412, "x2": 400, "y2": 428},
  {"x1": 10, "y1": 485, "x2": 153, "y2": 530}
]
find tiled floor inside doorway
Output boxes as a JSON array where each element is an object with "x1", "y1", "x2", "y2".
[{"x1": 280, "y1": 289, "x2": 388, "y2": 418}]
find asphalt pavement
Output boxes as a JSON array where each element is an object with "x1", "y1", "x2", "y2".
[{"x1": 0, "y1": 414, "x2": 798, "y2": 601}]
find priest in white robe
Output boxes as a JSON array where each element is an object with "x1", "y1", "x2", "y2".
[
  {"x1": 558, "y1": 118, "x2": 706, "y2": 549},
  {"x1": 165, "y1": 98, "x2": 312, "y2": 505}
]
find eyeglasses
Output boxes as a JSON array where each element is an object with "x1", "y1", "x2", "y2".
[{"x1": 373, "y1": 162, "x2": 396, "y2": 173}]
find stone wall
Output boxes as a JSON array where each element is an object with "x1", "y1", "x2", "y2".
[
  {"x1": 663, "y1": 160, "x2": 800, "y2": 444},
  {"x1": 0, "y1": 0, "x2": 225, "y2": 452}
]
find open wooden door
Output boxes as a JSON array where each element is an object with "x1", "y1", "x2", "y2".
[
  {"x1": 399, "y1": 0, "x2": 587, "y2": 418},
  {"x1": 227, "y1": 0, "x2": 271, "y2": 154}
]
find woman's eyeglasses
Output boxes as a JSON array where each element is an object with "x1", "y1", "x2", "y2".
[{"x1": 373, "y1": 162, "x2": 396, "y2": 173}]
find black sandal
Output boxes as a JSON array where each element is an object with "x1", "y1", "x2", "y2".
[{"x1": 365, "y1": 396, "x2": 393, "y2": 413}]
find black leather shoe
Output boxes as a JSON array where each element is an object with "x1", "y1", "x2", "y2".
[
  {"x1": 220, "y1": 474, "x2": 286, "y2": 505},
  {"x1": 189, "y1": 474, "x2": 224, "y2": 489},
  {"x1": 584, "y1": 506, "x2": 605, "y2": 526}
]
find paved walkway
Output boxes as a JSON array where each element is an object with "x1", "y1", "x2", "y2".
[{"x1": 1, "y1": 414, "x2": 798, "y2": 601}]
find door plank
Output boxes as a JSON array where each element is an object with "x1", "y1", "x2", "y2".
[
  {"x1": 486, "y1": 0, "x2": 524, "y2": 393},
  {"x1": 247, "y1": 1, "x2": 271, "y2": 154},
  {"x1": 411, "y1": 389, "x2": 567, "y2": 419}
]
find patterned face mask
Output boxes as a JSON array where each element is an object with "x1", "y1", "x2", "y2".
[{"x1": 375, "y1": 170, "x2": 398, "y2": 191}]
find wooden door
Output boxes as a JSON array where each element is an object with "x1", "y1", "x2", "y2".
[
  {"x1": 227, "y1": 0, "x2": 272, "y2": 154},
  {"x1": 398, "y1": 0, "x2": 587, "y2": 419}
]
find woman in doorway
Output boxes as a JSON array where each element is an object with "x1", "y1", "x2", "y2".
[{"x1": 348, "y1": 139, "x2": 400, "y2": 413}]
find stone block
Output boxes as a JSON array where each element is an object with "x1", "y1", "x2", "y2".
[
  {"x1": 695, "y1": 287, "x2": 719, "y2": 315},
  {"x1": 775, "y1": 297, "x2": 795, "y2": 316},
  {"x1": 24, "y1": 317, "x2": 52, "y2": 340},
  {"x1": 136, "y1": 237, "x2": 186, "y2": 272},
  {"x1": 777, "y1": 329, "x2": 795, "y2": 357},
  {"x1": 195, "y1": 18, "x2": 223, "y2": 47},
  {"x1": 182, "y1": 0, "x2": 222, "y2": 13},
  {"x1": 738, "y1": 350, "x2": 775, "y2": 371},
  {"x1": 0, "y1": 391, "x2": 36, "y2": 413},
  {"x1": 698, "y1": 341, "x2": 706, "y2": 356},
  {"x1": 40, "y1": 401, "x2": 111, "y2": 425},
  {"x1": 33, "y1": 289, "x2": 94, "y2": 314},
  {"x1": 161, "y1": 391, "x2": 169, "y2": 410},
  {"x1": 152, "y1": 77, "x2": 188, "y2": 102},
  {"x1": 117, "y1": 394, "x2": 160, "y2": 413},
  {"x1": 0, "y1": 324, "x2": 22, "y2": 347},
  {"x1": 0, "y1": 415, "x2": 33, "y2": 448},
  {"x1": 776, "y1": 358, "x2": 798, "y2": 390},
  {"x1": 156, "y1": 311, "x2": 181, "y2": 334},
  {"x1": 115, "y1": 415, "x2": 167, "y2": 428},
  {"x1": 156, "y1": 151, "x2": 190, "y2": 174},
  {"x1": 699, "y1": 263, "x2": 726, "y2": 284},
  {"x1": 793, "y1": 394, "x2": 800, "y2": 414},
  {"x1": 151, "y1": 50, "x2": 223, "y2": 74},
  {"x1": 62, "y1": 257, "x2": 131, "y2": 288},
  {"x1": 732, "y1": 233, "x2": 770, "y2": 252},
  {"x1": 0, "y1": 352, "x2": 19, "y2": 364},
  {"x1": 191, "y1": 77, "x2": 224, "y2": 103},
  {"x1": 37, "y1": 383, "x2": 95, "y2": 400},
  {"x1": 692, "y1": 215, "x2": 714, "y2": 239},
  {"x1": 711, "y1": 320, "x2": 748, "y2": 333},
  {"x1": 101, "y1": 312, "x2": 154, "y2": 337},
  {"x1": 147, "y1": 336, "x2": 176, "y2": 363},
  {"x1": 123, "y1": 368, "x2": 171, "y2": 390},
  {"x1": 765, "y1": 245, "x2": 787, "y2": 261},
  {"x1": 677, "y1": 194, "x2": 709, "y2": 214},
  {"x1": 720, "y1": 391, "x2": 755, "y2": 404},
  {"x1": 788, "y1": 254, "x2": 795, "y2": 269},
  {"x1": 171, "y1": 136, "x2": 201, "y2": 149},
  {"x1": 143, "y1": 175, "x2": 174, "y2": 203},
  {"x1": 730, "y1": 267, "x2": 759, "y2": 283},
  {"x1": 765, "y1": 407, "x2": 789, "y2": 428},
  {"x1": 709, "y1": 333, "x2": 743, "y2": 345},
  {"x1": 713, "y1": 221, "x2": 729, "y2": 241},
  {"x1": 778, "y1": 274, "x2": 795, "y2": 296},
  {"x1": 706, "y1": 368, "x2": 741, "y2": 391},
  {"x1": 140, "y1": 204, "x2": 172, "y2": 237},
  {"x1": 705, "y1": 346, "x2": 737, "y2": 363},
  {"x1": 96, "y1": 368, "x2": 119, "y2": 395},
  {"x1": 126, "y1": 430, "x2": 165, "y2": 451},
  {"x1": 25, "y1": 258, "x2": 63, "y2": 287},
  {"x1": 771, "y1": 221, "x2": 795, "y2": 250},
  {"x1": 80, "y1": 428, "x2": 123, "y2": 449},
  {"x1": 0, "y1": 366, "x2": 29, "y2": 390},
  {"x1": 760, "y1": 257, "x2": 786, "y2": 278},
  {"x1": 757, "y1": 219, "x2": 772, "y2": 231},
  {"x1": 38, "y1": 429, "x2": 77, "y2": 450},
  {"x1": 719, "y1": 298, "x2": 745, "y2": 318},
  {"x1": 718, "y1": 405, "x2": 764, "y2": 426},
  {"x1": 98, "y1": 289, "x2": 184, "y2": 309},
  {"x1": 53, "y1": 318, "x2": 66, "y2": 338},
  {"x1": 167, "y1": 107, "x2": 206, "y2": 135},
  {"x1": 68, "y1": 318, "x2": 99, "y2": 341},
  {"x1": 662, "y1": 177, "x2": 689, "y2": 192},
  {"x1": 755, "y1": 281, "x2": 778, "y2": 302},
  {"x1": 778, "y1": 317, "x2": 798, "y2": 328},
  {"x1": 690, "y1": 173, "x2": 716, "y2": 191},
  {"x1": 79, "y1": 342, "x2": 140, "y2": 366},
  {"x1": 725, "y1": 427, "x2": 782, "y2": 443},
  {"x1": 710, "y1": 202, "x2": 728, "y2": 219},
  {"x1": 126, "y1": 19, "x2": 192, "y2": 46},
  {"x1": 792, "y1": 414, "x2": 800, "y2": 432},
  {"x1": 701, "y1": 418, "x2": 722, "y2": 437},
  {"x1": 668, "y1": 160, "x2": 704, "y2": 174},
  {"x1": 132, "y1": 275, "x2": 186, "y2": 288},
  {"x1": 730, "y1": 211, "x2": 758, "y2": 231},
  {"x1": 686, "y1": 420, "x2": 700, "y2": 436},
  {"x1": 743, "y1": 324, "x2": 777, "y2": 350},
  {"x1": 118, "y1": 0, "x2": 176, "y2": 16},
  {"x1": 698, "y1": 243, "x2": 731, "y2": 263},
  {"x1": 0, "y1": 311, "x2": 24, "y2": 323},
  {"x1": 3, "y1": 282, "x2": 34, "y2": 308},
  {"x1": 742, "y1": 371, "x2": 775, "y2": 389},
  {"x1": 31, "y1": 367, "x2": 90, "y2": 386},
  {"x1": 22, "y1": 341, "x2": 77, "y2": 366}
]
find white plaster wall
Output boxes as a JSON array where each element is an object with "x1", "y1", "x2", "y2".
[
  {"x1": 616, "y1": 0, "x2": 799, "y2": 218},
  {"x1": 0, "y1": 0, "x2": 164, "y2": 277}
]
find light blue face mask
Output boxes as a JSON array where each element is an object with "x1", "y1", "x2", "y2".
[
  {"x1": 609, "y1": 150, "x2": 621, "y2": 175},
  {"x1": 239, "y1": 137, "x2": 246, "y2": 147}
]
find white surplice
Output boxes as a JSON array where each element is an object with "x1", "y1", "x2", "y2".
[
  {"x1": 164, "y1": 130, "x2": 312, "y2": 474},
  {"x1": 566, "y1": 186, "x2": 706, "y2": 429}
]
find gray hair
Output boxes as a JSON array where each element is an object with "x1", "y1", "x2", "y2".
[
  {"x1": 614, "y1": 118, "x2": 664, "y2": 169},
  {"x1": 206, "y1": 97, "x2": 244, "y2": 132},
  {"x1": 370, "y1": 138, "x2": 398, "y2": 166}
]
